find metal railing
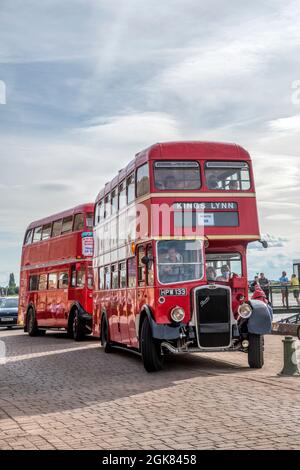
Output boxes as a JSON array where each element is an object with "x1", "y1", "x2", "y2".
[{"x1": 269, "y1": 284, "x2": 300, "y2": 312}]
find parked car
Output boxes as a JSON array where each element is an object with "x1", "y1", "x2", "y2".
[{"x1": 0, "y1": 297, "x2": 19, "y2": 328}]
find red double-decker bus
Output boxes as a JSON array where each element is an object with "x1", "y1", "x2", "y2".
[
  {"x1": 92, "y1": 141, "x2": 271, "y2": 371},
  {"x1": 18, "y1": 203, "x2": 94, "y2": 340}
]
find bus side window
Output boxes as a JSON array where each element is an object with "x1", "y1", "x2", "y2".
[
  {"x1": 99, "y1": 267, "x2": 104, "y2": 289},
  {"x1": 77, "y1": 269, "x2": 85, "y2": 288},
  {"x1": 111, "y1": 188, "x2": 118, "y2": 215},
  {"x1": 71, "y1": 265, "x2": 76, "y2": 287},
  {"x1": 119, "y1": 181, "x2": 126, "y2": 209},
  {"x1": 104, "y1": 266, "x2": 110, "y2": 290},
  {"x1": 138, "y1": 245, "x2": 146, "y2": 286},
  {"x1": 33, "y1": 226, "x2": 42, "y2": 243},
  {"x1": 59, "y1": 272, "x2": 69, "y2": 288},
  {"x1": 73, "y1": 213, "x2": 84, "y2": 232},
  {"x1": 38, "y1": 274, "x2": 47, "y2": 291},
  {"x1": 29, "y1": 275, "x2": 39, "y2": 291},
  {"x1": 61, "y1": 216, "x2": 73, "y2": 234},
  {"x1": 48, "y1": 273, "x2": 58, "y2": 290},
  {"x1": 127, "y1": 173, "x2": 135, "y2": 204},
  {"x1": 24, "y1": 229, "x2": 33, "y2": 245},
  {"x1": 111, "y1": 264, "x2": 118, "y2": 289},
  {"x1": 42, "y1": 223, "x2": 51, "y2": 240},
  {"x1": 119, "y1": 261, "x2": 126, "y2": 288},
  {"x1": 86, "y1": 213, "x2": 93, "y2": 229},
  {"x1": 136, "y1": 163, "x2": 150, "y2": 198},
  {"x1": 52, "y1": 219, "x2": 62, "y2": 237},
  {"x1": 127, "y1": 257, "x2": 137, "y2": 288},
  {"x1": 104, "y1": 195, "x2": 110, "y2": 219},
  {"x1": 87, "y1": 268, "x2": 93, "y2": 289},
  {"x1": 146, "y1": 244, "x2": 154, "y2": 286}
]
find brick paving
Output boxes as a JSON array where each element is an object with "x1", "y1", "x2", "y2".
[{"x1": 0, "y1": 328, "x2": 299, "y2": 450}]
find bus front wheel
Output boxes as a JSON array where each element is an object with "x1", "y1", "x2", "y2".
[
  {"x1": 140, "y1": 317, "x2": 163, "y2": 372},
  {"x1": 101, "y1": 315, "x2": 113, "y2": 353},
  {"x1": 248, "y1": 333, "x2": 264, "y2": 368},
  {"x1": 72, "y1": 309, "x2": 84, "y2": 342},
  {"x1": 27, "y1": 309, "x2": 39, "y2": 337}
]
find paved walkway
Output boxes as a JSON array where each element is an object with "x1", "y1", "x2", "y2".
[{"x1": 0, "y1": 329, "x2": 299, "y2": 450}]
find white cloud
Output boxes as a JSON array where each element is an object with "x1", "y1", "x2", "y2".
[{"x1": 269, "y1": 114, "x2": 300, "y2": 133}]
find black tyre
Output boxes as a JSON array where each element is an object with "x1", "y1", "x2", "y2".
[
  {"x1": 72, "y1": 309, "x2": 85, "y2": 341},
  {"x1": 100, "y1": 315, "x2": 113, "y2": 353},
  {"x1": 248, "y1": 333, "x2": 264, "y2": 368},
  {"x1": 27, "y1": 309, "x2": 39, "y2": 337},
  {"x1": 297, "y1": 326, "x2": 300, "y2": 340},
  {"x1": 66, "y1": 314, "x2": 74, "y2": 339},
  {"x1": 140, "y1": 317, "x2": 163, "y2": 372}
]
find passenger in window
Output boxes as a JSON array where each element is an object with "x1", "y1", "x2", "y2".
[
  {"x1": 229, "y1": 180, "x2": 239, "y2": 190},
  {"x1": 162, "y1": 175, "x2": 176, "y2": 189},
  {"x1": 159, "y1": 246, "x2": 184, "y2": 282},
  {"x1": 216, "y1": 265, "x2": 230, "y2": 282},
  {"x1": 206, "y1": 266, "x2": 217, "y2": 281},
  {"x1": 207, "y1": 174, "x2": 219, "y2": 189}
]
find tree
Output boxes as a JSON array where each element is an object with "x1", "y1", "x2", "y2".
[{"x1": 9, "y1": 273, "x2": 16, "y2": 289}]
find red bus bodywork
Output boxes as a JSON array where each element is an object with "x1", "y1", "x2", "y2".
[
  {"x1": 92, "y1": 141, "x2": 268, "y2": 371},
  {"x1": 19, "y1": 203, "x2": 94, "y2": 339}
]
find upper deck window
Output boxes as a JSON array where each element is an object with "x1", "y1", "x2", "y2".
[
  {"x1": 41, "y1": 223, "x2": 51, "y2": 240},
  {"x1": 61, "y1": 216, "x2": 73, "y2": 234},
  {"x1": 136, "y1": 163, "x2": 150, "y2": 198},
  {"x1": 205, "y1": 161, "x2": 250, "y2": 191},
  {"x1": 24, "y1": 229, "x2": 33, "y2": 245},
  {"x1": 127, "y1": 173, "x2": 135, "y2": 204},
  {"x1": 154, "y1": 161, "x2": 201, "y2": 190},
  {"x1": 95, "y1": 201, "x2": 104, "y2": 224},
  {"x1": 119, "y1": 181, "x2": 126, "y2": 209},
  {"x1": 104, "y1": 195, "x2": 111, "y2": 219},
  {"x1": 111, "y1": 188, "x2": 118, "y2": 215},
  {"x1": 52, "y1": 219, "x2": 62, "y2": 237},
  {"x1": 86, "y1": 213, "x2": 93, "y2": 229},
  {"x1": 73, "y1": 213, "x2": 84, "y2": 232},
  {"x1": 33, "y1": 226, "x2": 42, "y2": 243}
]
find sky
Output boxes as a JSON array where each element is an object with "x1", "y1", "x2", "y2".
[{"x1": 0, "y1": 0, "x2": 299, "y2": 284}]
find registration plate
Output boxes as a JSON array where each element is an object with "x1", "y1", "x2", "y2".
[
  {"x1": 1, "y1": 317, "x2": 14, "y2": 322},
  {"x1": 159, "y1": 288, "x2": 187, "y2": 296}
]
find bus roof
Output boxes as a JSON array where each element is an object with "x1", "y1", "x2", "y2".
[
  {"x1": 96, "y1": 141, "x2": 250, "y2": 201},
  {"x1": 27, "y1": 203, "x2": 94, "y2": 230}
]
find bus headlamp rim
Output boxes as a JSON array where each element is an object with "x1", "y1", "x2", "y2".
[
  {"x1": 170, "y1": 306, "x2": 185, "y2": 323},
  {"x1": 238, "y1": 303, "x2": 252, "y2": 319}
]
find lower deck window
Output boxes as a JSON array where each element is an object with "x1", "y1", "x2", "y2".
[
  {"x1": 206, "y1": 253, "x2": 242, "y2": 281},
  {"x1": 157, "y1": 240, "x2": 203, "y2": 285}
]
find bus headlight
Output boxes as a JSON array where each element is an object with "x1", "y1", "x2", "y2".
[
  {"x1": 238, "y1": 303, "x2": 252, "y2": 319},
  {"x1": 170, "y1": 306, "x2": 185, "y2": 323}
]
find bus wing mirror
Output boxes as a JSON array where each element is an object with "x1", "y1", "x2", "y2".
[{"x1": 259, "y1": 239, "x2": 268, "y2": 249}]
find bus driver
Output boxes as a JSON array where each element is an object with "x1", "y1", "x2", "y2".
[{"x1": 159, "y1": 246, "x2": 184, "y2": 283}]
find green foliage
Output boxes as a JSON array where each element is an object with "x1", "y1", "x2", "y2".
[{"x1": 0, "y1": 273, "x2": 19, "y2": 296}]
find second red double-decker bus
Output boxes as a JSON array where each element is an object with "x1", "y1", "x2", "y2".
[
  {"x1": 92, "y1": 141, "x2": 272, "y2": 371},
  {"x1": 18, "y1": 203, "x2": 94, "y2": 340}
]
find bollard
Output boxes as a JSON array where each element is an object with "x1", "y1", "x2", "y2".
[{"x1": 279, "y1": 336, "x2": 300, "y2": 376}]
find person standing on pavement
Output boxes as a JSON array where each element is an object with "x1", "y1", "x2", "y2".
[
  {"x1": 291, "y1": 273, "x2": 300, "y2": 306},
  {"x1": 250, "y1": 275, "x2": 259, "y2": 293},
  {"x1": 279, "y1": 271, "x2": 289, "y2": 307},
  {"x1": 259, "y1": 273, "x2": 270, "y2": 301}
]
